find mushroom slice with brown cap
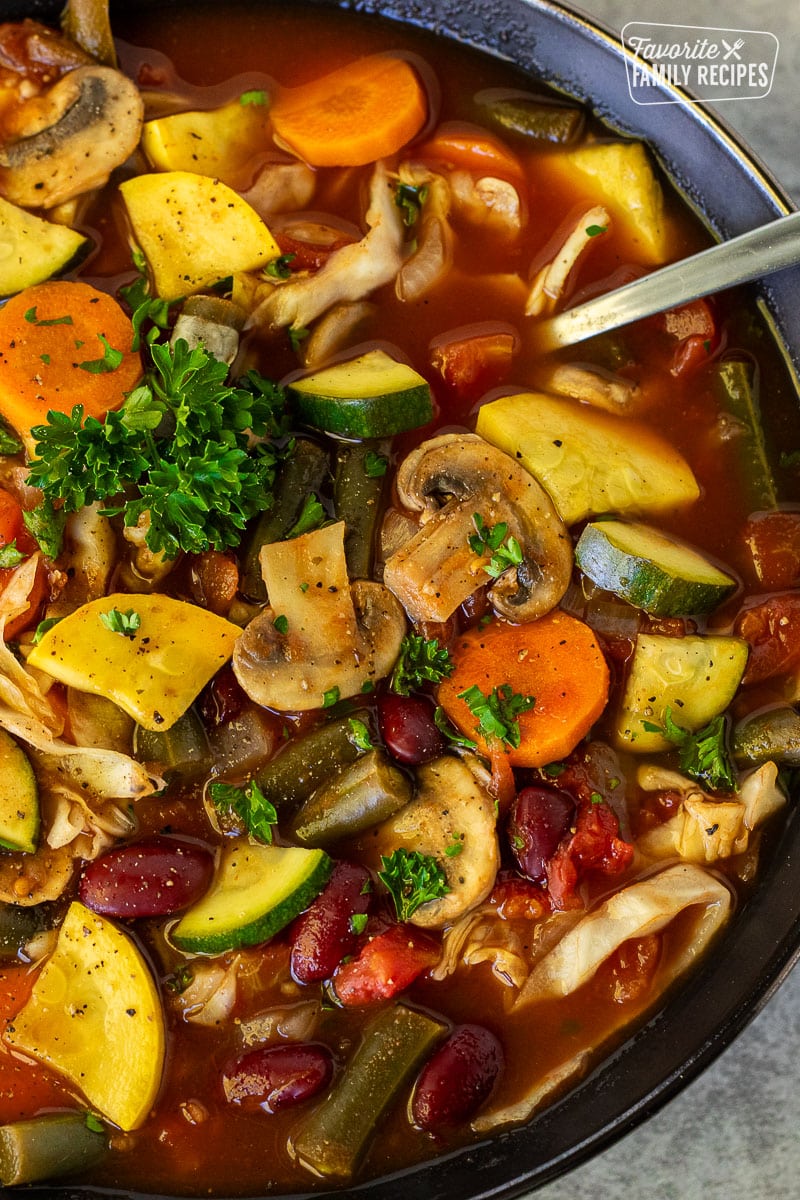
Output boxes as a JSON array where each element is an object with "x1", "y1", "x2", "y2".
[
  {"x1": 383, "y1": 432, "x2": 573, "y2": 624},
  {"x1": 374, "y1": 754, "x2": 500, "y2": 929},
  {"x1": 233, "y1": 521, "x2": 406, "y2": 711},
  {"x1": 0, "y1": 65, "x2": 144, "y2": 209}
]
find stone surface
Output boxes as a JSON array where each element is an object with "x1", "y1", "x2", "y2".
[{"x1": 525, "y1": 2, "x2": 800, "y2": 1197}]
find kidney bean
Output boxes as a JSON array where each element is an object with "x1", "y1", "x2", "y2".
[
  {"x1": 377, "y1": 692, "x2": 445, "y2": 765},
  {"x1": 78, "y1": 835, "x2": 214, "y2": 918},
  {"x1": 411, "y1": 1024, "x2": 503, "y2": 1131},
  {"x1": 507, "y1": 786, "x2": 575, "y2": 886},
  {"x1": 290, "y1": 861, "x2": 372, "y2": 984},
  {"x1": 222, "y1": 1043, "x2": 333, "y2": 1113}
]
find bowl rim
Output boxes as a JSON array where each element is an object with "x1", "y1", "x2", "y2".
[{"x1": 6, "y1": 1, "x2": 800, "y2": 1198}]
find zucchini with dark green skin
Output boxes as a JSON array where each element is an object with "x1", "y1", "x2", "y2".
[
  {"x1": 0, "y1": 1114, "x2": 107, "y2": 1186},
  {"x1": 333, "y1": 438, "x2": 390, "y2": 579},
  {"x1": 134, "y1": 707, "x2": 211, "y2": 779},
  {"x1": 290, "y1": 747, "x2": 411, "y2": 846},
  {"x1": 252, "y1": 711, "x2": 373, "y2": 815},
  {"x1": 0, "y1": 729, "x2": 39, "y2": 855},
  {"x1": 241, "y1": 438, "x2": 330, "y2": 601},
  {"x1": 289, "y1": 350, "x2": 433, "y2": 438},
  {"x1": 291, "y1": 1003, "x2": 447, "y2": 1181}
]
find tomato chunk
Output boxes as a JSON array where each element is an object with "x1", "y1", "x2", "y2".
[
  {"x1": 332, "y1": 923, "x2": 440, "y2": 1006},
  {"x1": 742, "y1": 510, "x2": 800, "y2": 590},
  {"x1": 735, "y1": 593, "x2": 800, "y2": 683}
]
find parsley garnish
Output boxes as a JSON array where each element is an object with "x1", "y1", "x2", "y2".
[
  {"x1": 0, "y1": 541, "x2": 25, "y2": 568},
  {"x1": 322, "y1": 686, "x2": 341, "y2": 708},
  {"x1": 468, "y1": 513, "x2": 523, "y2": 579},
  {"x1": 445, "y1": 833, "x2": 465, "y2": 857},
  {"x1": 395, "y1": 181, "x2": 428, "y2": 227},
  {"x1": 77, "y1": 334, "x2": 124, "y2": 374},
  {"x1": 119, "y1": 258, "x2": 173, "y2": 351},
  {"x1": 349, "y1": 912, "x2": 369, "y2": 935},
  {"x1": 24, "y1": 307, "x2": 73, "y2": 327},
  {"x1": 84, "y1": 1112, "x2": 105, "y2": 1134},
  {"x1": 0, "y1": 420, "x2": 22, "y2": 456},
  {"x1": 457, "y1": 682, "x2": 535, "y2": 749},
  {"x1": 391, "y1": 634, "x2": 453, "y2": 695},
  {"x1": 209, "y1": 780, "x2": 278, "y2": 843},
  {"x1": 165, "y1": 964, "x2": 194, "y2": 994},
  {"x1": 288, "y1": 326, "x2": 309, "y2": 352},
  {"x1": 348, "y1": 717, "x2": 373, "y2": 751},
  {"x1": 273, "y1": 614, "x2": 289, "y2": 635},
  {"x1": 378, "y1": 848, "x2": 450, "y2": 921},
  {"x1": 33, "y1": 616, "x2": 62, "y2": 644},
  {"x1": 585, "y1": 223, "x2": 607, "y2": 237},
  {"x1": 100, "y1": 608, "x2": 141, "y2": 639},
  {"x1": 642, "y1": 706, "x2": 737, "y2": 792},
  {"x1": 28, "y1": 341, "x2": 289, "y2": 559},
  {"x1": 23, "y1": 498, "x2": 66, "y2": 559},
  {"x1": 265, "y1": 253, "x2": 296, "y2": 279},
  {"x1": 240, "y1": 89, "x2": 268, "y2": 106},
  {"x1": 433, "y1": 705, "x2": 478, "y2": 751},
  {"x1": 287, "y1": 493, "x2": 328, "y2": 539},
  {"x1": 363, "y1": 450, "x2": 388, "y2": 478}
]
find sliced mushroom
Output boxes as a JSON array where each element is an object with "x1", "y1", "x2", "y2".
[
  {"x1": 546, "y1": 362, "x2": 641, "y2": 414},
  {"x1": 383, "y1": 432, "x2": 573, "y2": 624},
  {"x1": 0, "y1": 64, "x2": 144, "y2": 209},
  {"x1": 449, "y1": 169, "x2": 524, "y2": 239},
  {"x1": 170, "y1": 295, "x2": 246, "y2": 367},
  {"x1": 374, "y1": 754, "x2": 499, "y2": 929},
  {"x1": 233, "y1": 521, "x2": 406, "y2": 711}
]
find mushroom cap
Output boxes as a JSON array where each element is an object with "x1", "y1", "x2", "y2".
[
  {"x1": 0, "y1": 65, "x2": 144, "y2": 209},
  {"x1": 384, "y1": 432, "x2": 573, "y2": 623}
]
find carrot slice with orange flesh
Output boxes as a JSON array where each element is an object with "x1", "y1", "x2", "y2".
[
  {"x1": 0, "y1": 280, "x2": 141, "y2": 436},
  {"x1": 270, "y1": 54, "x2": 427, "y2": 167},
  {"x1": 416, "y1": 122, "x2": 526, "y2": 182},
  {"x1": 437, "y1": 611, "x2": 610, "y2": 767}
]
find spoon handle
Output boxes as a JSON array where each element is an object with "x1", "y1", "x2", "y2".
[{"x1": 539, "y1": 208, "x2": 800, "y2": 349}]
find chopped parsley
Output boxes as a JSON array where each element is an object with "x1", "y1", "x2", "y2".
[
  {"x1": 33, "y1": 616, "x2": 62, "y2": 644},
  {"x1": 585, "y1": 223, "x2": 607, "y2": 237},
  {"x1": 265, "y1": 253, "x2": 296, "y2": 280},
  {"x1": 457, "y1": 682, "x2": 535, "y2": 749},
  {"x1": 395, "y1": 181, "x2": 428, "y2": 227},
  {"x1": 468, "y1": 512, "x2": 524, "y2": 579},
  {"x1": 240, "y1": 89, "x2": 268, "y2": 106},
  {"x1": 0, "y1": 421, "x2": 22, "y2": 456},
  {"x1": 391, "y1": 634, "x2": 453, "y2": 695},
  {"x1": 433, "y1": 705, "x2": 478, "y2": 751},
  {"x1": 209, "y1": 780, "x2": 278, "y2": 844},
  {"x1": 100, "y1": 608, "x2": 141, "y2": 639},
  {"x1": 286, "y1": 493, "x2": 328, "y2": 539},
  {"x1": 84, "y1": 1112, "x2": 105, "y2": 1134},
  {"x1": 363, "y1": 450, "x2": 389, "y2": 478},
  {"x1": 77, "y1": 334, "x2": 124, "y2": 374},
  {"x1": 0, "y1": 541, "x2": 25, "y2": 568},
  {"x1": 642, "y1": 707, "x2": 737, "y2": 793},
  {"x1": 348, "y1": 717, "x2": 373, "y2": 751},
  {"x1": 378, "y1": 847, "x2": 449, "y2": 921},
  {"x1": 23, "y1": 498, "x2": 66, "y2": 560},
  {"x1": 322, "y1": 686, "x2": 341, "y2": 709},
  {"x1": 119, "y1": 255, "x2": 174, "y2": 350},
  {"x1": 273, "y1": 614, "x2": 289, "y2": 635},
  {"x1": 349, "y1": 912, "x2": 369, "y2": 935},
  {"x1": 24, "y1": 307, "x2": 73, "y2": 327}
]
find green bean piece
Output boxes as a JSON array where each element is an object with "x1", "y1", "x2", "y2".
[
  {"x1": 134, "y1": 707, "x2": 211, "y2": 779},
  {"x1": 478, "y1": 94, "x2": 584, "y2": 144},
  {"x1": 0, "y1": 903, "x2": 51, "y2": 960},
  {"x1": 0, "y1": 1113, "x2": 108, "y2": 1186},
  {"x1": 713, "y1": 358, "x2": 777, "y2": 512},
  {"x1": 61, "y1": 0, "x2": 117, "y2": 66},
  {"x1": 241, "y1": 439, "x2": 330, "y2": 600},
  {"x1": 252, "y1": 711, "x2": 372, "y2": 815},
  {"x1": 290, "y1": 747, "x2": 412, "y2": 846},
  {"x1": 291, "y1": 1004, "x2": 446, "y2": 1181},
  {"x1": 732, "y1": 705, "x2": 800, "y2": 767},
  {"x1": 333, "y1": 439, "x2": 390, "y2": 579}
]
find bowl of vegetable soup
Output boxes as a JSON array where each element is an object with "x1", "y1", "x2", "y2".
[{"x1": 0, "y1": 1, "x2": 799, "y2": 1198}]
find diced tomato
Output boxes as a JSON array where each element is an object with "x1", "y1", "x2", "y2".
[
  {"x1": 735, "y1": 593, "x2": 800, "y2": 683},
  {"x1": 742, "y1": 510, "x2": 800, "y2": 590},
  {"x1": 273, "y1": 228, "x2": 356, "y2": 274},
  {"x1": 595, "y1": 934, "x2": 662, "y2": 1004},
  {"x1": 189, "y1": 550, "x2": 239, "y2": 616},
  {"x1": 547, "y1": 800, "x2": 635, "y2": 911},
  {"x1": 332, "y1": 923, "x2": 440, "y2": 1006},
  {"x1": 662, "y1": 299, "x2": 718, "y2": 378},
  {"x1": 430, "y1": 325, "x2": 517, "y2": 405},
  {"x1": 416, "y1": 122, "x2": 525, "y2": 183},
  {"x1": 0, "y1": 488, "x2": 47, "y2": 640},
  {"x1": 489, "y1": 871, "x2": 551, "y2": 921}
]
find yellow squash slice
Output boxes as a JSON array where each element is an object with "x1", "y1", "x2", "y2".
[
  {"x1": 0, "y1": 196, "x2": 87, "y2": 297},
  {"x1": 4, "y1": 900, "x2": 165, "y2": 1130},
  {"x1": 119, "y1": 170, "x2": 280, "y2": 299},
  {"x1": 141, "y1": 97, "x2": 271, "y2": 187},
  {"x1": 27, "y1": 593, "x2": 240, "y2": 731}
]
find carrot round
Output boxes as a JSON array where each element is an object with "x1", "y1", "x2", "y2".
[
  {"x1": 437, "y1": 611, "x2": 610, "y2": 767},
  {"x1": 270, "y1": 54, "x2": 427, "y2": 167},
  {"x1": 416, "y1": 122, "x2": 525, "y2": 183},
  {"x1": 0, "y1": 280, "x2": 141, "y2": 437}
]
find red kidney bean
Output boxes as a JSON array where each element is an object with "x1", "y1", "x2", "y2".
[
  {"x1": 222, "y1": 1043, "x2": 333, "y2": 1113},
  {"x1": 78, "y1": 835, "x2": 214, "y2": 918},
  {"x1": 508, "y1": 786, "x2": 575, "y2": 885},
  {"x1": 290, "y1": 861, "x2": 372, "y2": 984},
  {"x1": 377, "y1": 692, "x2": 445, "y2": 765},
  {"x1": 198, "y1": 665, "x2": 247, "y2": 727},
  {"x1": 411, "y1": 1024, "x2": 503, "y2": 1131}
]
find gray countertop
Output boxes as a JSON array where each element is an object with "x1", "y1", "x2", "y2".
[{"x1": 527, "y1": 2, "x2": 800, "y2": 1197}]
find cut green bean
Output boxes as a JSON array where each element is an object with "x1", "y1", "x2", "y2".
[
  {"x1": 134, "y1": 706, "x2": 211, "y2": 779},
  {"x1": 333, "y1": 438, "x2": 390, "y2": 579},
  {"x1": 252, "y1": 711, "x2": 372, "y2": 815},
  {"x1": 290, "y1": 747, "x2": 411, "y2": 846},
  {"x1": 0, "y1": 1113, "x2": 108, "y2": 1186},
  {"x1": 477, "y1": 91, "x2": 584, "y2": 144},
  {"x1": 713, "y1": 358, "x2": 777, "y2": 512},
  {"x1": 291, "y1": 1003, "x2": 446, "y2": 1181},
  {"x1": 241, "y1": 439, "x2": 330, "y2": 600}
]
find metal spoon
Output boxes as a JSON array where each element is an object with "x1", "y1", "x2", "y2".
[{"x1": 537, "y1": 208, "x2": 800, "y2": 350}]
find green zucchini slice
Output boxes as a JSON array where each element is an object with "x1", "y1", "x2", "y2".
[
  {"x1": 171, "y1": 839, "x2": 332, "y2": 954},
  {"x1": 0, "y1": 729, "x2": 39, "y2": 854},
  {"x1": 288, "y1": 349, "x2": 433, "y2": 437},
  {"x1": 616, "y1": 633, "x2": 748, "y2": 752},
  {"x1": 575, "y1": 520, "x2": 736, "y2": 616}
]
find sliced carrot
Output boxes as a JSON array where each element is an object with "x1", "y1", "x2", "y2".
[
  {"x1": 437, "y1": 611, "x2": 610, "y2": 768},
  {"x1": 270, "y1": 54, "x2": 427, "y2": 167},
  {"x1": 416, "y1": 121, "x2": 525, "y2": 183},
  {"x1": 0, "y1": 280, "x2": 141, "y2": 437}
]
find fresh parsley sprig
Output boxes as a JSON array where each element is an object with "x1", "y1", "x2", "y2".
[
  {"x1": 468, "y1": 512, "x2": 523, "y2": 579},
  {"x1": 100, "y1": 607, "x2": 141, "y2": 639},
  {"x1": 378, "y1": 848, "x2": 450, "y2": 921},
  {"x1": 209, "y1": 779, "x2": 278, "y2": 844},
  {"x1": 642, "y1": 707, "x2": 737, "y2": 793},
  {"x1": 457, "y1": 682, "x2": 535, "y2": 749},
  {"x1": 390, "y1": 634, "x2": 454, "y2": 695}
]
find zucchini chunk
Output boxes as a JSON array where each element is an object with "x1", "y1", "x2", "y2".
[
  {"x1": 616, "y1": 633, "x2": 748, "y2": 752},
  {"x1": 0, "y1": 728, "x2": 39, "y2": 854},
  {"x1": 288, "y1": 349, "x2": 433, "y2": 437},
  {"x1": 575, "y1": 520, "x2": 736, "y2": 616},
  {"x1": 171, "y1": 839, "x2": 333, "y2": 954}
]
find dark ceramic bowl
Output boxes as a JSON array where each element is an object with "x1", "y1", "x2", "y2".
[{"x1": 5, "y1": 1, "x2": 800, "y2": 1198}]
